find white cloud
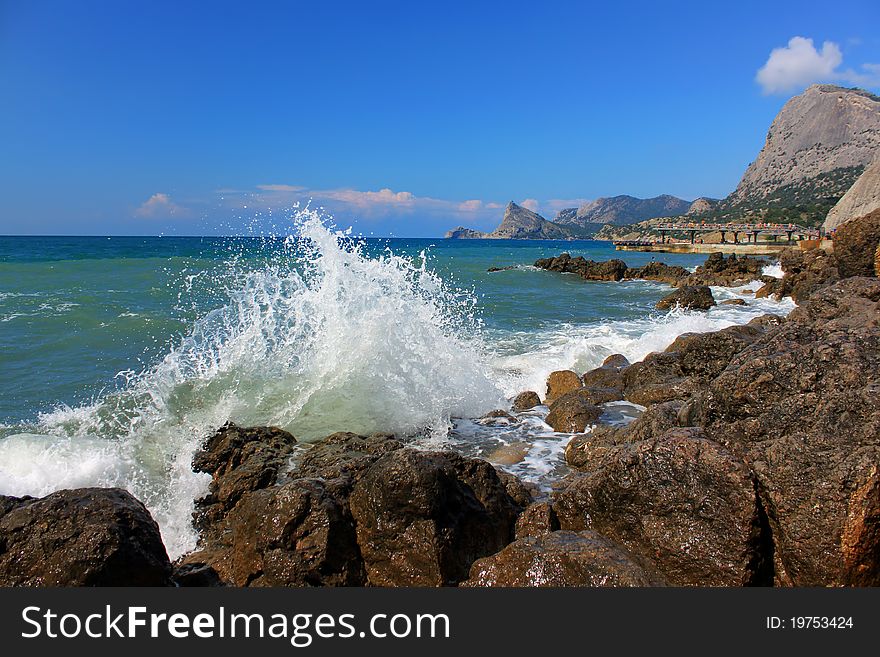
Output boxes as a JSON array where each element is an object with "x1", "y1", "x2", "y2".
[
  {"x1": 756, "y1": 36, "x2": 880, "y2": 94},
  {"x1": 134, "y1": 193, "x2": 191, "y2": 218},
  {"x1": 519, "y1": 198, "x2": 540, "y2": 212},
  {"x1": 256, "y1": 184, "x2": 307, "y2": 192}
]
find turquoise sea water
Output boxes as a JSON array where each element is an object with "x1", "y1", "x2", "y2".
[{"x1": 0, "y1": 213, "x2": 794, "y2": 556}]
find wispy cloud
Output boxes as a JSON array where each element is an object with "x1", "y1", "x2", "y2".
[
  {"x1": 756, "y1": 36, "x2": 880, "y2": 95},
  {"x1": 221, "y1": 183, "x2": 590, "y2": 229},
  {"x1": 134, "y1": 193, "x2": 191, "y2": 218}
]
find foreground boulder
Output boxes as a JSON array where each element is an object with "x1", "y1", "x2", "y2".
[
  {"x1": 349, "y1": 450, "x2": 521, "y2": 586},
  {"x1": 581, "y1": 354, "x2": 629, "y2": 391},
  {"x1": 656, "y1": 285, "x2": 716, "y2": 310},
  {"x1": 0, "y1": 488, "x2": 171, "y2": 586},
  {"x1": 694, "y1": 278, "x2": 880, "y2": 586},
  {"x1": 554, "y1": 429, "x2": 767, "y2": 586},
  {"x1": 182, "y1": 428, "x2": 399, "y2": 587},
  {"x1": 463, "y1": 530, "x2": 666, "y2": 587},
  {"x1": 683, "y1": 252, "x2": 767, "y2": 287},
  {"x1": 535, "y1": 253, "x2": 629, "y2": 281},
  {"x1": 512, "y1": 390, "x2": 541, "y2": 411}
]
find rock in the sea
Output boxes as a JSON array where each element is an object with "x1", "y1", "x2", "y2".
[
  {"x1": 581, "y1": 354, "x2": 629, "y2": 391},
  {"x1": 534, "y1": 253, "x2": 629, "y2": 281},
  {"x1": 697, "y1": 277, "x2": 880, "y2": 586},
  {"x1": 512, "y1": 390, "x2": 541, "y2": 411},
  {"x1": 721, "y1": 298, "x2": 747, "y2": 306},
  {"x1": 655, "y1": 285, "x2": 716, "y2": 310},
  {"x1": 682, "y1": 253, "x2": 767, "y2": 288},
  {"x1": 832, "y1": 208, "x2": 880, "y2": 278},
  {"x1": 624, "y1": 261, "x2": 690, "y2": 285},
  {"x1": 553, "y1": 428, "x2": 767, "y2": 586},
  {"x1": 545, "y1": 390, "x2": 603, "y2": 433},
  {"x1": 0, "y1": 488, "x2": 171, "y2": 586},
  {"x1": 349, "y1": 450, "x2": 521, "y2": 586},
  {"x1": 544, "y1": 369, "x2": 583, "y2": 404},
  {"x1": 463, "y1": 530, "x2": 665, "y2": 587}
]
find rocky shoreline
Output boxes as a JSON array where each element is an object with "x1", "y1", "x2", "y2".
[{"x1": 1, "y1": 212, "x2": 878, "y2": 587}]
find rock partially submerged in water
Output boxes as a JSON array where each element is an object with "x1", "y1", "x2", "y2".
[
  {"x1": 545, "y1": 390, "x2": 603, "y2": 433},
  {"x1": 0, "y1": 488, "x2": 171, "y2": 586},
  {"x1": 534, "y1": 251, "x2": 768, "y2": 288},
  {"x1": 181, "y1": 426, "x2": 524, "y2": 587},
  {"x1": 655, "y1": 285, "x2": 716, "y2": 310},
  {"x1": 544, "y1": 369, "x2": 583, "y2": 404},
  {"x1": 512, "y1": 390, "x2": 541, "y2": 411},
  {"x1": 756, "y1": 249, "x2": 840, "y2": 302},
  {"x1": 463, "y1": 530, "x2": 666, "y2": 587}
]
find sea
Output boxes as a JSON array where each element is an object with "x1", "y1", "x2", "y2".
[{"x1": 0, "y1": 209, "x2": 793, "y2": 557}]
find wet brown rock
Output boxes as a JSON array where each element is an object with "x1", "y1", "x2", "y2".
[
  {"x1": 621, "y1": 324, "x2": 766, "y2": 406},
  {"x1": 192, "y1": 423, "x2": 298, "y2": 525},
  {"x1": 698, "y1": 277, "x2": 880, "y2": 585},
  {"x1": 514, "y1": 502, "x2": 560, "y2": 539},
  {"x1": 624, "y1": 262, "x2": 690, "y2": 285},
  {"x1": 655, "y1": 285, "x2": 716, "y2": 311},
  {"x1": 683, "y1": 252, "x2": 767, "y2": 287},
  {"x1": 581, "y1": 355, "x2": 629, "y2": 391},
  {"x1": 833, "y1": 208, "x2": 880, "y2": 278},
  {"x1": 463, "y1": 530, "x2": 666, "y2": 587},
  {"x1": 721, "y1": 298, "x2": 747, "y2": 306},
  {"x1": 545, "y1": 390, "x2": 603, "y2": 433},
  {"x1": 553, "y1": 428, "x2": 766, "y2": 586},
  {"x1": 349, "y1": 450, "x2": 521, "y2": 586},
  {"x1": 0, "y1": 488, "x2": 171, "y2": 586},
  {"x1": 512, "y1": 390, "x2": 541, "y2": 411},
  {"x1": 545, "y1": 369, "x2": 583, "y2": 404}
]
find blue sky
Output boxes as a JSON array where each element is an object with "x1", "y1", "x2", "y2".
[{"x1": 1, "y1": 0, "x2": 879, "y2": 236}]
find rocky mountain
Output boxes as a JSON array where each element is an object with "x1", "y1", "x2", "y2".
[
  {"x1": 824, "y1": 155, "x2": 880, "y2": 231},
  {"x1": 556, "y1": 194, "x2": 692, "y2": 226},
  {"x1": 488, "y1": 202, "x2": 574, "y2": 239},
  {"x1": 728, "y1": 84, "x2": 880, "y2": 207},
  {"x1": 445, "y1": 226, "x2": 487, "y2": 239},
  {"x1": 447, "y1": 202, "x2": 584, "y2": 240}
]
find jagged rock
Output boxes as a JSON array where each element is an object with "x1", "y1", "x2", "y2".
[
  {"x1": 697, "y1": 277, "x2": 880, "y2": 586},
  {"x1": 535, "y1": 253, "x2": 629, "y2": 281},
  {"x1": 348, "y1": 450, "x2": 522, "y2": 586},
  {"x1": 544, "y1": 369, "x2": 583, "y2": 404},
  {"x1": 0, "y1": 488, "x2": 171, "y2": 586},
  {"x1": 553, "y1": 428, "x2": 767, "y2": 586},
  {"x1": 182, "y1": 429, "x2": 401, "y2": 587},
  {"x1": 655, "y1": 285, "x2": 716, "y2": 310},
  {"x1": 512, "y1": 390, "x2": 541, "y2": 411},
  {"x1": 514, "y1": 502, "x2": 559, "y2": 539},
  {"x1": 191, "y1": 423, "x2": 298, "y2": 525},
  {"x1": 755, "y1": 249, "x2": 840, "y2": 302},
  {"x1": 462, "y1": 530, "x2": 666, "y2": 587},
  {"x1": 833, "y1": 208, "x2": 880, "y2": 278},
  {"x1": 624, "y1": 261, "x2": 690, "y2": 285},
  {"x1": 683, "y1": 253, "x2": 767, "y2": 287},
  {"x1": 622, "y1": 324, "x2": 766, "y2": 406},
  {"x1": 545, "y1": 390, "x2": 603, "y2": 433},
  {"x1": 722, "y1": 298, "x2": 747, "y2": 305}
]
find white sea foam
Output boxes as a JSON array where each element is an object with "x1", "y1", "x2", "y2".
[{"x1": 762, "y1": 262, "x2": 784, "y2": 278}]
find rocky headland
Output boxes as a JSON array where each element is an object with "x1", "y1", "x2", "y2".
[{"x1": 2, "y1": 210, "x2": 878, "y2": 588}]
